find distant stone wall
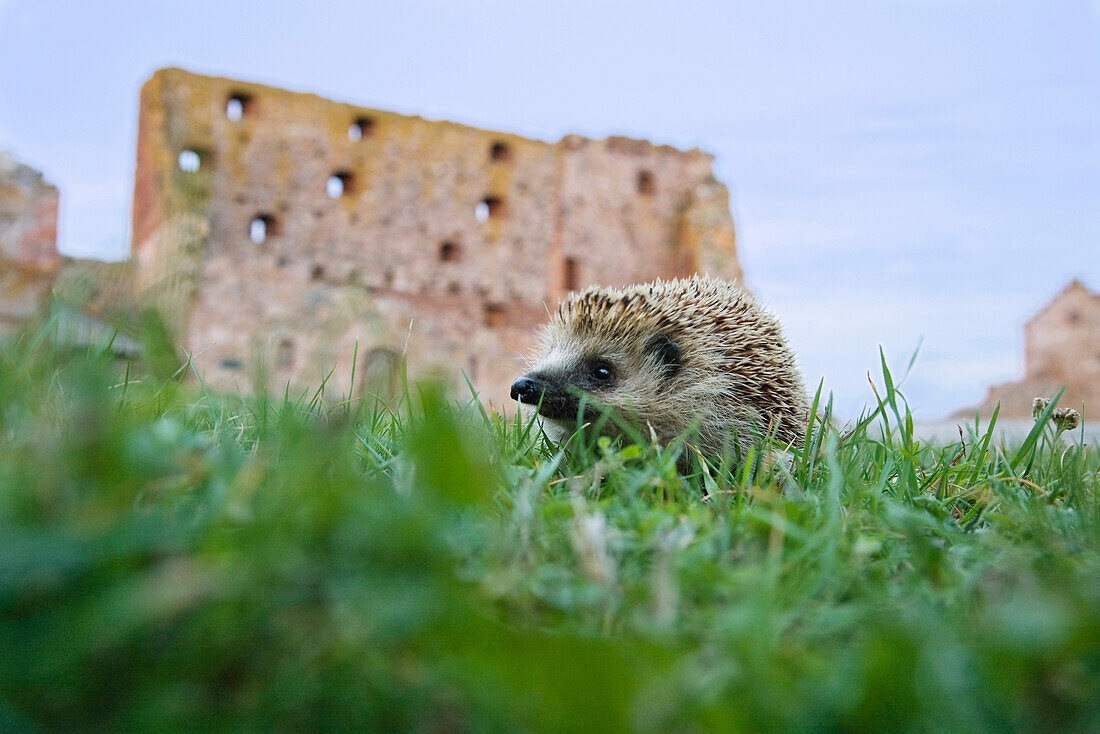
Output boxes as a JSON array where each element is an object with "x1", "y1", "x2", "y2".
[
  {"x1": 970, "y1": 281, "x2": 1100, "y2": 418},
  {"x1": 0, "y1": 152, "x2": 59, "y2": 334},
  {"x1": 53, "y1": 258, "x2": 136, "y2": 321},
  {"x1": 131, "y1": 68, "x2": 743, "y2": 405}
]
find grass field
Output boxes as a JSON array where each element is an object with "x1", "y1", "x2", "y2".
[{"x1": 1, "y1": 325, "x2": 1099, "y2": 733}]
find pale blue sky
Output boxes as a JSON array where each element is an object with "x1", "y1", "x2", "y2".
[{"x1": 1, "y1": 0, "x2": 1098, "y2": 418}]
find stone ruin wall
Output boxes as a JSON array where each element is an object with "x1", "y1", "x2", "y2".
[
  {"x1": 132, "y1": 68, "x2": 742, "y2": 405},
  {"x1": 972, "y1": 280, "x2": 1100, "y2": 418},
  {"x1": 0, "y1": 152, "x2": 60, "y2": 335}
]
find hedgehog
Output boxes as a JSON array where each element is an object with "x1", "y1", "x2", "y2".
[{"x1": 510, "y1": 275, "x2": 809, "y2": 459}]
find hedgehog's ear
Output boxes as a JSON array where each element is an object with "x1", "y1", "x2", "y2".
[{"x1": 645, "y1": 332, "x2": 681, "y2": 378}]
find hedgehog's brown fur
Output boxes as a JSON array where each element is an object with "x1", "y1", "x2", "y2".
[{"x1": 510, "y1": 276, "x2": 809, "y2": 457}]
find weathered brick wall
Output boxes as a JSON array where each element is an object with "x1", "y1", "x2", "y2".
[
  {"x1": 131, "y1": 68, "x2": 743, "y2": 405},
  {"x1": 972, "y1": 281, "x2": 1100, "y2": 417},
  {"x1": 0, "y1": 151, "x2": 59, "y2": 334}
]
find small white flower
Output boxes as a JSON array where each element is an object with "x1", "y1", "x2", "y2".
[
  {"x1": 571, "y1": 507, "x2": 615, "y2": 586},
  {"x1": 1032, "y1": 397, "x2": 1051, "y2": 421},
  {"x1": 1052, "y1": 407, "x2": 1081, "y2": 432}
]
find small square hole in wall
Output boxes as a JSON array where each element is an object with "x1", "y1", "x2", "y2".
[
  {"x1": 348, "y1": 116, "x2": 375, "y2": 141},
  {"x1": 636, "y1": 169, "x2": 656, "y2": 195},
  {"x1": 226, "y1": 93, "x2": 254, "y2": 121},
  {"x1": 178, "y1": 149, "x2": 202, "y2": 172},
  {"x1": 483, "y1": 303, "x2": 506, "y2": 328},
  {"x1": 439, "y1": 241, "x2": 460, "y2": 262},
  {"x1": 475, "y1": 196, "x2": 504, "y2": 222},
  {"x1": 360, "y1": 347, "x2": 400, "y2": 397},
  {"x1": 327, "y1": 171, "x2": 356, "y2": 198},
  {"x1": 489, "y1": 141, "x2": 511, "y2": 162},
  {"x1": 277, "y1": 339, "x2": 295, "y2": 370},
  {"x1": 563, "y1": 257, "x2": 579, "y2": 292},
  {"x1": 249, "y1": 214, "x2": 278, "y2": 244}
]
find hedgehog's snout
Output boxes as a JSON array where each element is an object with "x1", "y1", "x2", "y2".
[
  {"x1": 511, "y1": 372, "x2": 561, "y2": 407},
  {"x1": 510, "y1": 375, "x2": 543, "y2": 404},
  {"x1": 511, "y1": 372, "x2": 583, "y2": 421}
]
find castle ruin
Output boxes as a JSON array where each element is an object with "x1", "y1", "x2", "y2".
[
  {"x1": 0, "y1": 152, "x2": 59, "y2": 335},
  {"x1": 131, "y1": 68, "x2": 743, "y2": 405},
  {"x1": 971, "y1": 280, "x2": 1100, "y2": 418}
]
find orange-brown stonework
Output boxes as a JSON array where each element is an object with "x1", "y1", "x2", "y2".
[
  {"x1": 0, "y1": 151, "x2": 60, "y2": 335},
  {"x1": 131, "y1": 68, "x2": 743, "y2": 405},
  {"x1": 970, "y1": 281, "x2": 1100, "y2": 419}
]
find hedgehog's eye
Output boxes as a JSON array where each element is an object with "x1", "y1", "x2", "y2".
[{"x1": 591, "y1": 362, "x2": 614, "y2": 384}]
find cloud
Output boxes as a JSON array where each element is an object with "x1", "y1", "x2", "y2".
[
  {"x1": 758, "y1": 288, "x2": 1027, "y2": 419},
  {"x1": 0, "y1": 0, "x2": 23, "y2": 32},
  {"x1": 878, "y1": 0, "x2": 1009, "y2": 4},
  {"x1": 742, "y1": 219, "x2": 858, "y2": 253},
  {"x1": 56, "y1": 177, "x2": 132, "y2": 260}
]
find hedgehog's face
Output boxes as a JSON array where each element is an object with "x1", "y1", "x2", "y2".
[{"x1": 510, "y1": 330, "x2": 682, "y2": 429}]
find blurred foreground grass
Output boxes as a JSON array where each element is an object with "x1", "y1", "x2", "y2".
[{"x1": 1, "y1": 324, "x2": 1099, "y2": 733}]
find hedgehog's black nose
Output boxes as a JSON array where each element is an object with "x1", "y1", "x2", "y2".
[{"x1": 510, "y1": 376, "x2": 541, "y2": 403}]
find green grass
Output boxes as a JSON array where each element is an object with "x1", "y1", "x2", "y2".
[{"x1": 1, "y1": 324, "x2": 1099, "y2": 733}]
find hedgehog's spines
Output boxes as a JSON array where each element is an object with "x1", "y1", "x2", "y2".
[{"x1": 520, "y1": 276, "x2": 809, "y2": 456}]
